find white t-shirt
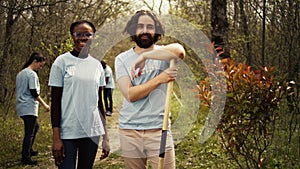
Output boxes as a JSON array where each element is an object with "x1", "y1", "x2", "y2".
[
  {"x1": 104, "y1": 65, "x2": 115, "y2": 89},
  {"x1": 115, "y1": 46, "x2": 169, "y2": 130},
  {"x1": 48, "y1": 52, "x2": 106, "y2": 139},
  {"x1": 16, "y1": 68, "x2": 40, "y2": 117}
]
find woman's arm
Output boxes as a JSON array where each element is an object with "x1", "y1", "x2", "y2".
[
  {"x1": 50, "y1": 87, "x2": 62, "y2": 127},
  {"x1": 98, "y1": 87, "x2": 110, "y2": 160},
  {"x1": 50, "y1": 86, "x2": 64, "y2": 166},
  {"x1": 30, "y1": 89, "x2": 50, "y2": 111},
  {"x1": 36, "y1": 96, "x2": 50, "y2": 111}
]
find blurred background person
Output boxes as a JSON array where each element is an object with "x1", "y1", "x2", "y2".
[
  {"x1": 16, "y1": 52, "x2": 50, "y2": 165},
  {"x1": 101, "y1": 60, "x2": 115, "y2": 116}
]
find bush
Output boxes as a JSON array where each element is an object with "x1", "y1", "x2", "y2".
[{"x1": 197, "y1": 55, "x2": 290, "y2": 168}]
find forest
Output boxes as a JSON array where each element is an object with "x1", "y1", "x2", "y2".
[{"x1": 0, "y1": 0, "x2": 299, "y2": 168}]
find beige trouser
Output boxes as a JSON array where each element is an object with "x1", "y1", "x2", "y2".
[{"x1": 119, "y1": 128, "x2": 175, "y2": 169}]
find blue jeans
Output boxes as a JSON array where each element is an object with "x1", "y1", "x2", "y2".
[
  {"x1": 58, "y1": 136, "x2": 100, "y2": 169},
  {"x1": 21, "y1": 115, "x2": 39, "y2": 159}
]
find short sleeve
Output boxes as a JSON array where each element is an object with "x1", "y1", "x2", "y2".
[
  {"x1": 49, "y1": 61, "x2": 64, "y2": 87},
  {"x1": 115, "y1": 56, "x2": 130, "y2": 81},
  {"x1": 28, "y1": 72, "x2": 38, "y2": 90},
  {"x1": 99, "y1": 68, "x2": 106, "y2": 87},
  {"x1": 104, "y1": 68, "x2": 108, "y2": 77}
]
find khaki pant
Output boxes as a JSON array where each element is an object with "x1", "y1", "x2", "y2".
[{"x1": 119, "y1": 128, "x2": 175, "y2": 169}]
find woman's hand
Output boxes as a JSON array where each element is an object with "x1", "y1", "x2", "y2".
[
  {"x1": 100, "y1": 135, "x2": 110, "y2": 160},
  {"x1": 52, "y1": 138, "x2": 64, "y2": 166},
  {"x1": 45, "y1": 104, "x2": 50, "y2": 112}
]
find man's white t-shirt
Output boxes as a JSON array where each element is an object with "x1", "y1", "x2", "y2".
[
  {"x1": 49, "y1": 52, "x2": 105, "y2": 139},
  {"x1": 115, "y1": 45, "x2": 169, "y2": 130}
]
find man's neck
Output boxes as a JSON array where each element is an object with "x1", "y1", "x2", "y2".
[{"x1": 134, "y1": 44, "x2": 154, "y2": 54}]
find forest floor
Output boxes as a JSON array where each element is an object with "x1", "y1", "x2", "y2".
[{"x1": 4, "y1": 107, "x2": 124, "y2": 169}]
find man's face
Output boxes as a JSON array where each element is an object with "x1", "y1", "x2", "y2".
[{"x1": 133, "y1": 15, "x2": 156, "y2": 49}]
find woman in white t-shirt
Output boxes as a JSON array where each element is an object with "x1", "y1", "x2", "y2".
[
  {"x1": 16, "y1": 52, "x2": 50, "y2": 165},
  {"x1": 48, "y1": 20, "x2": 109, "y2": 169}
]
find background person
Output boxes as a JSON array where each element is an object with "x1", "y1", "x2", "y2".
[
  {"x1": 115, "y1": 10, "x2": 185, "y2": 169},
  {"x1": 48, "y1": 20, "x2": 109, "y2": 169},
  {"x1": 16, "y1": 52, "x2": 50, "y2": 165},
  {"x1": 100, "y1": 60, "x2": 115, "y2": 116}
]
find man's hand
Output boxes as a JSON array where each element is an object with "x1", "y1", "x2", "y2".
[
  {"x1": 131, "y1": 54, "x2": 146, "y2": 79},
  {"x1": 157, "y1": 67, "x2": 178, "y2": 83}
]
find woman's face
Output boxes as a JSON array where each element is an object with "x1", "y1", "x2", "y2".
[
  {"x1": 33, "y1": 60, "x2": 45, "y2": 71},
  {"x1": 72, "y1": 23, "x2": 94, "y2": 52}
]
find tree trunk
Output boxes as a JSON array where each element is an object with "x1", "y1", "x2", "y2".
[
  {"x1": 261, "y1": 0, "x2": 266, "y2": 66},
  {"x1": 211, "y1": 0, "x2": 230, "y2": 59},
  {"x1": 0, "y1": 5, "x2": 14, "y2": 103},
  {"x1": 239, "y1": 0, "x2": 252, "y2": 65}
]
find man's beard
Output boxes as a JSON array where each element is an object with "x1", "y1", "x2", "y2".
[{"x1": 133, "y1": 33, "x2": 155, "y2": 49}]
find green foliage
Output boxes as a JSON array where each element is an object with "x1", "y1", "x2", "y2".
[
  {"x1": 197, "y1": 57, "x2": 290, "y2": 168},
  {"x1": 41, "y1": 36, "x2": 73, "y2": 59},
  {"x1": 0, "y1": 111, "x2": 54, "y2": 168},
  {"x1": 175, "y1": 124, "x2": 232, "y2": 169}
]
